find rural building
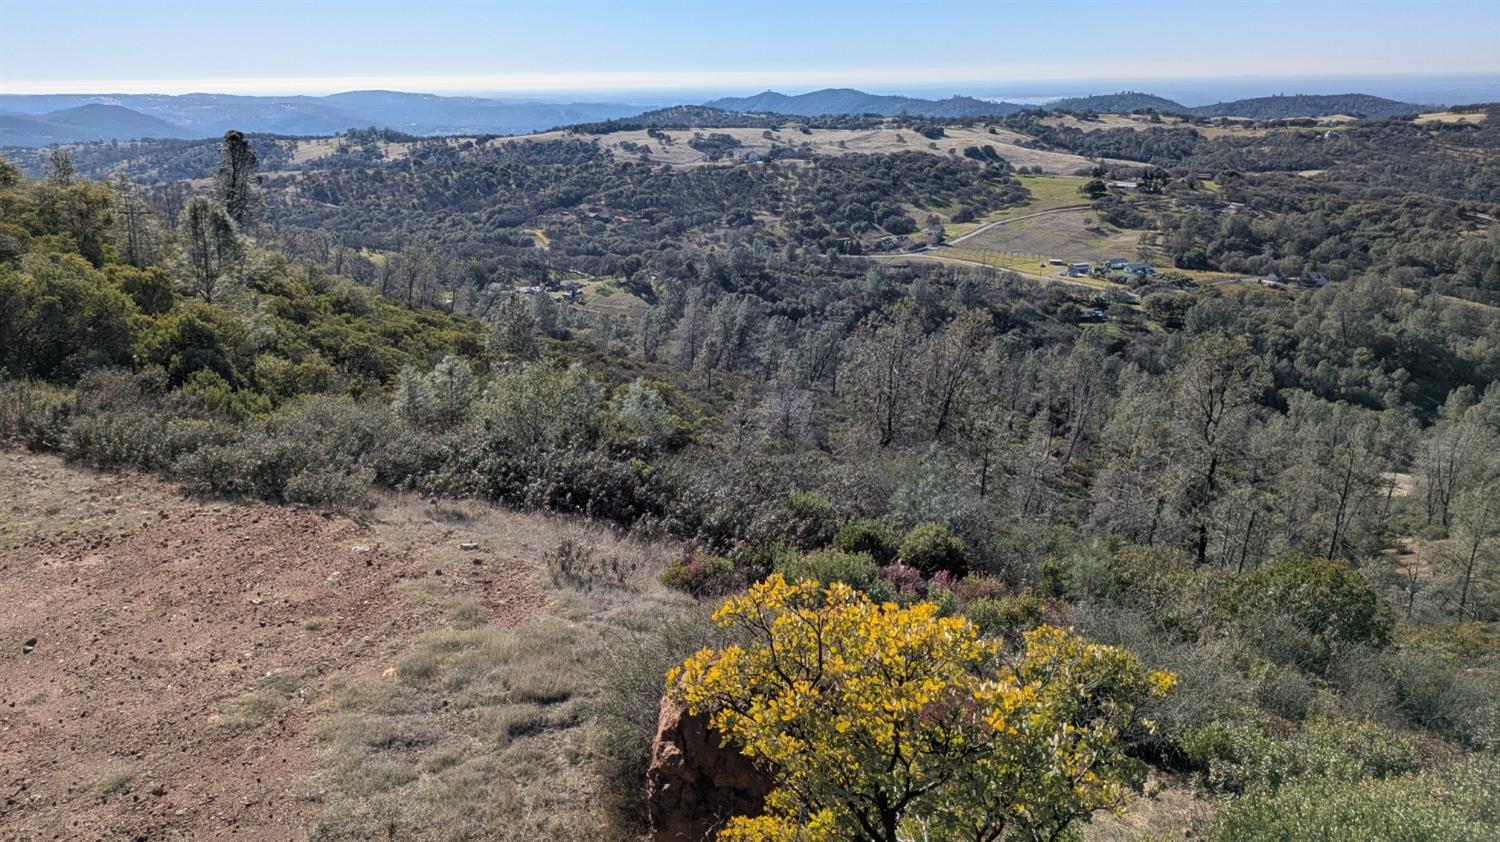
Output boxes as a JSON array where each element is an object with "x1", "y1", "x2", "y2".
[
  {"x1": 1124, "y1": 262, "x2": 1155, "y2": 277},
  {"x1": 1103, "y1": 258, "x2": 1129, "y2": 271},
  {"x1": 1299, "y1": 271, "x2": 1329, "y2": 288},
  {"x1": 1067, "y1": 262, "x2": 1091, "y2": 277}
]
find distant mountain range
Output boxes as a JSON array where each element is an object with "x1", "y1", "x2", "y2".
[
  {"x1": 0, "y1": 91, "x2": 648, "y2": 146},
  {"x1": 1049, "y1": 90, "x2": 1423, "y2": 118},
  {"x1": 707, "y1": 88, "x2": 1427, "y2": 120},
  {"x1": 0, "y1": 87, "x2": 1437, "y2": 148},
  {"x1": 704, "y1": 88, "x2": 1027, "y2": 118},
  {"x1": 0, "y1": 104, "x2": 191, "y2": 146}
]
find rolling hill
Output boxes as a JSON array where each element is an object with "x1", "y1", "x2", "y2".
[
  {"x1": 1189, "y1": 93, "x2": 1422, "y2": 118},
  {"x1": 0, "y1": 103, "x2": 190, "y2": 146},
  {"x1": 703, "y1": 88, "x2": 1427, "y2": 121},
  {"x1": 0, "y1": 91, "x2": 649, "y2": 145},
  {"x1": 704, "y1": 88, "x2": 1026, "y2": 117},
  {"x1": 0, "y1": 87, "x2": 1437, "y2": 148},
  {"x1": 1044, "y1": 91, "x2": 1190, "y2": 113},
  {"x1": 1042, "y1": 91, "x2": 1424, "y2": 118}
]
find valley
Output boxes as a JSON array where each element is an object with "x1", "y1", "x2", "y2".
[{"x1": 2, "y1": 4, "x2": 1499, "y2": 836}]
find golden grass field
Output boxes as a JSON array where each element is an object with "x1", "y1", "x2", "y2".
[
  {"x1": 506, "y1": 124, "x2": 1138, "y2": 175},
  {"x1": 955, "y1": 206, "x2": 1143, "y2": 264}
]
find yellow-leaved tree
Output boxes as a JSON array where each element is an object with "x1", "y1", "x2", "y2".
[{"x1": 669, "y1": 574, "x2": 1175, "y2": 842}]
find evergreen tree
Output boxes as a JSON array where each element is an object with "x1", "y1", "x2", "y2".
[
  {"x1": 216, "y1": 130, "x2": 261, "y2": 226},
  {"x1": 178, "y1": 197, "x2": 242, "y2": 304}
]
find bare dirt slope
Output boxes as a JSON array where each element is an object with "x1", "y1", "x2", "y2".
[{"x1": 0, "y1": 450, "x2": 549, "y2": 841}]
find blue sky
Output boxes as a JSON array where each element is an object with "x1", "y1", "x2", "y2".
[{"x1": 1, "y1": 0, "x2": 1497, "y2": 98}]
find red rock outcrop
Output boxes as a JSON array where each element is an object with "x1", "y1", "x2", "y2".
[{"x1": 645, "y1": 696, "x2": 772, "y2": 842}]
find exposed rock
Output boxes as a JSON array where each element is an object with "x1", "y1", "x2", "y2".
[{"x1": 646, "y1": 696, "x2": 771, "y2": 842}]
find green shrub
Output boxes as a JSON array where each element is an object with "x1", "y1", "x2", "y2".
[
  {"x1": 1184, "y1": 716, "x2": 1419, "y2": 795},
  {"x1": 1222, "y1": 555, "x2": 1395, "y2": 672},
  {"x1": 1212, "y1": 757, "x2": 1500, "y2": 842},
  {"x1": 0, "y1": 251, "x2": 138, "y2": 381},
  {"x1": 726, "y1": 541, "x2": 798, "y2": 583},
  {"x1": 898, "y1": 522, "x2": 970, "y2": 575},
  {"x1": 963, "y1": 594, "x2": 1046, "y2": 638},
  {"x1": 64, "y1": 406, "x2": 169, "y2": 469},
  {"x1": 0, "y1": 378, "x2": 71, "y2": 450},
  {"x1": 1384, "y1": 643, "x2": 1500, "y2": 749},
  {"x1": 172, "y1": 442, "x2": 260, "y2": 497},
  {"x1": 775, "y1": 549, "x2": 879, "y2": 593},
  {"x1": 453, "y1": 436, "x2": 657, "y2": 526},
  {"x1": 605, "y1": 378, "x2": 682, "y2": 453},
  {"x1": 778, "y1": 489, "x2": 839, "y2": 550},
  {"x1": 659, "y1": 554, "x2": 737, "y2": 597},
  {"x1": 924, "y1": 584, "x2": 958, "y2": 617},
  {"x1": 833, "y1": 519, "x2": 899, "y2": 565},
  {"x1": 1249, "y1": 659, "x2": 1318, "y2": 721},
  {"x1": 283, "y1": 467, "x2": 373, "y2": 510}
]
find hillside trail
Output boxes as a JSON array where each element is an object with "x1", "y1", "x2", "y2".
[{"x1": 0, "y1": 449, "x2": 550, "y2": 841}]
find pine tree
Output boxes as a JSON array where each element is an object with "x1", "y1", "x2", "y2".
[{"x1": 216, "y1": 130, "x2": 261, "y2": 226}]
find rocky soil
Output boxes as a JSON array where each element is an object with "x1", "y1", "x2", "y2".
[{"x1": 0, "y1": 450, "x2": 546, "y2": 841}]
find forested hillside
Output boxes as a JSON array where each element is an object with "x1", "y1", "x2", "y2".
[
  {"x1": 13, "y1": 104, "x2": 1496, "y2": 305},
  {"x1": 1045, "y1": 92, "x2": 1424, "y2": 118},
  {"x1": 705, "y1": 87, "x2": 1027, "y2": 117},
  {"x1": 1190, "y1": 93, "x2": 1422, "y2": 118},
  {"x1": 3, "y1": 110, "x2": 1498, "y2": 840}
]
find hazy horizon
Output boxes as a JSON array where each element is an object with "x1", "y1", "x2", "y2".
[
  {"x1": 3, "y1": 0, "x2": 1496, "y2": 102},
  {"x1": 2, "y1": 73, "x2": 1497, "y2": 109}
]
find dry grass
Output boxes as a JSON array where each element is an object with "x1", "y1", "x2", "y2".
[
  {"x1": 1414, "y1": 111, "x2": 1488, "y2": 125},
  {"x1": 303, "y1": 493, "x2": 690, "y2": 842},
  {"x1": 957, "y1": 207, "x2": 1145, "y2": 264},
  {"x1": 573, "y1": 279, "x2": 651, "y2": 321},
  {"x1": 1038, "y1": 112, "x2": 1273, "y2": 139},
  {"x1": 290, "y1": 138, "x2": 341, "y2": 164},
  {"x1": 304, "y1": 596, "x2": 698, "y2": 841},
  {"x1": 506, "y1": 124, "x2": 1131, "y2": 175},
  {"x1": 307, "y1": 618, "x2": 595, "y2": 840},
  {"x1": 217, "y1": 668, "x2": 317, "y2": 733},
  {"x1": 90, "y1": 767, "x2": 137, "y2": 798},
  {"x1": 1082, "y1": 773, "x2": 1215, "y2": 841},
  {"x1": 940, "y1": 175, "x2": 1089, "y2": 237}
]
